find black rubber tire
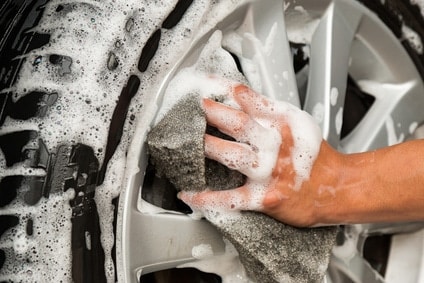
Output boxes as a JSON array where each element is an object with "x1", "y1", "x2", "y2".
[
  {"x1": 0, "y1": 0, "x2": 207, "y2": 281},
  {"x1": 1, "y1": 0, "x2": 110, "y2": 282},
  {"x1": 0, "y1": 0, "x2": 424, "y2": 282}
]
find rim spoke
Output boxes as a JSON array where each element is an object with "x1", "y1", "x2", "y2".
[
  {"x1": 230, "y1": 1, "x2": 299, "y2": 105},
  {"x1": 329, "y1": 253, "x2": 386, "y2": 283},
  {"x1": 127, "y1": 207, "x2": 225, "y2": 276},
  {"x1": 118, "y1": 172, "x2": 225, "y2": 282},
  {"x1": 385, "y1": 229, "x2": 424, "y2": 282},
  {"x1": 304, "y1": 0, "x2": 363, "y2": 146},
  {"x1": 352, "y1": 223, "x2": 424, "y2": 257},
  {"x1": 355, "y1": 222, "x2": 424, "y2": 238},
  {"x1": 341, "y1": 80, "x2": 424, "y2": 153}
]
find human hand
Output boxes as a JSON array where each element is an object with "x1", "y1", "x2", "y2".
[{"x1": 178, "y1": 84, "x2": 343, "y2": 227}]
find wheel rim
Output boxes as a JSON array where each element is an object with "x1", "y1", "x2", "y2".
[{"x1": 117, "y1": 0, "x2": 424, "y2": 282}]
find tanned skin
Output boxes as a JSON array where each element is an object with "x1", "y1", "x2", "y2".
[{"x1": 179, "y1": 84, "x2": 424, "y2": 227}]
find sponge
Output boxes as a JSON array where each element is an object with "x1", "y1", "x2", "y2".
[{"x1": 147, "y1": 94, "x2": 337, "y2": 283}]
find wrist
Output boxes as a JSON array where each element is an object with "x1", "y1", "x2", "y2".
[
  {"x1": 324, "y1": 140, "x2": 424, "y2": 224},
  {"x1": 312, "y1": 146, "x2": 389, "y2": 225},
  {"x1": 307, "y1": 141, "x2": 347, "y2": 226}
]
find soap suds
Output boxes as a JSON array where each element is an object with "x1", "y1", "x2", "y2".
[
  {"x1": 274, "y1": 101, "x2": 323, "y2": 190},
  {"x1": 285, "y1": 6, "x2": 320, "y2": 44},
  {"x1": 191, "y1": 244, "x2": 214, "y2": 259},
  {"x1": 0, "y1": 188, "x2": 75, "y2": 282},
  {"x1": 330, "y1": 88, "x2": 339, "y2": 106},
  {"x1": 0, "y1": 0, "x2": 248, "y2": 281},
  {"x1": 335, "y1": 107, "x2": 343, "y2": 136},
  {"x1": 312, "y1": 102, "x2": 325, "y2": 124},
  {"x1": 402, "y1": 23, "x2": 423, "y2": 54}
]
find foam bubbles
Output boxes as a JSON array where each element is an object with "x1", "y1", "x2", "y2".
[
  {"x1": 285, "y1": 5, "x2": 320, "y2": 44},
  {"x1": 1, "y1": 0, "x2": 222, "y2": 281},
  {"x1": 273, "y1": 101, "x2": 323, "y2": 190},
  {"x1": 0, "y1": 188, "x2": 74, "y2": 282},
  {"x1": 192, "y1": 243, "x2": 214, "y2": 259},
  {"x1": 335, "y1": 107, "x2": 343, "y2": 136},
  {"x1": 330, "y1": 87, "x2": 338, "y2": 106},
  {"x1": 312, "y1": 102, "x2": 324, "y2": 124},
  {"x1": 13, "y1": 232, "x2": 29, "y2": 254},
  {"x1": 402, "y1": 23, "x2": 423, "y2": 54}
]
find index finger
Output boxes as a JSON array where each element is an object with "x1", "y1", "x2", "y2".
[
  {"x1": 232, "y1": 84, "x2": 277, "y2": 119},
  {"x1": 178, "y1": 185, "x2": 262, "y2": 214},
  {"x1": 202, "y1": 98, "x2": 265, "y2": 143}
]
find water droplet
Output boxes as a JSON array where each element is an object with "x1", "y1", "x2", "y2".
[
  {"x1": 107, "y1": 52, "x2": 119, "y2": 70},
  {"x1": 33, "y1": 56, "x2": 42, "y2": 66},
  {"x1": 115, "y1": 40, "x2": 123, "y2": 48},
  {"x1": 125, "y1": 18, "x2": 134, "y2": 32}
]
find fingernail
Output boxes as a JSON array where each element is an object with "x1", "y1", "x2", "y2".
[
  {"x1": 233, "y1": 84, "x2": 249, "y2": 95},
  {"x1": 201, "y1": 98, "x2": 214, "y2": 111},
  {"x1": 177, "y1": 191, "x2": 183, "y2": 200},
  {"x1": 177, "y1": 191, "x2": 191, "y2": 203}
]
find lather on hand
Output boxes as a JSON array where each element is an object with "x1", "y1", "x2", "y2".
[{"x1": 179, "y1": 83, "x2": 424, "y2": 227}]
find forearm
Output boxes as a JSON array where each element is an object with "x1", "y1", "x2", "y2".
[{"x1": 316, "y1": 140, "x2": 424, "y2": 225}]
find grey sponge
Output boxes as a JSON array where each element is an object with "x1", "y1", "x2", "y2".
[
  {"x1": 147, "y1": 94, "x2": 337, "y2": 283},
  {"x1": 147, "y1": 93, "x2": 208, "y2": 191}
]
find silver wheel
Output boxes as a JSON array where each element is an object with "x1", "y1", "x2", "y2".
[{"x1": 117, "y1": 0, "x2": 424, "y2": 282}]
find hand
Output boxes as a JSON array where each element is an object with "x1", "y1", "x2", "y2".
[{"x1": 179, "y1": 84, "x2": 344, "y2": 227}]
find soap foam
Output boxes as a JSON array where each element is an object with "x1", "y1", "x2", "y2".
[
  {"x1": 0, "y1": 0, "x2": 246, "y2": 281},
  {"x1": 285, "y1": 5, "x2": 320, "y2": 44},
  {"x1": 312, "y1": 102, "x2": 325, "y2": 124},
  {"x1": 330, "y1": 87, "x2": 339, "y2": 106},
  {"x1": 402, "y1": 23, "x2": 423, "y2": 54},
  {"x1": 191, "y1": 243, "x2": 214, "y2": 259},
  {"x1": 335, "y1": 107, "x2": 343, "y2": 136}
]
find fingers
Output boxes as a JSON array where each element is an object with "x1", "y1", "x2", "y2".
[
  {"x1": 202, "y1": 98, "x2": 249, "y2": 140},
  {"x1": 232, "y1": 84, "x2": 276, "y2": 119},
  {"x1": 205, "y1": 134, "x2": 258, "y2": 176},
  {"x1": 202, "y1": 98, "x2": 265, "y2": 142}
]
